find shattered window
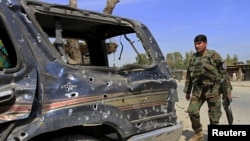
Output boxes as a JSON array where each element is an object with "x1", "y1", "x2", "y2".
[
  {"x1": 107, "y1": 33, "x2": 150, "y2": 68},
  {"x1": 48, "y1": 32, "x2": 150, "y2": 69},
  {"x1": 0, "y1": 16, "x2": 17, "y2": 71},
  {"x1": 34, "y1": 11, "x2": 151, "y2": 69}
]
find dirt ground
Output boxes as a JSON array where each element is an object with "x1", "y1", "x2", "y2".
[
  {"x1": 175, "y1": 97, "x2": 210, "y2": 141},
  {"x1": 175, "y1": 81, "x2": 250, "y2": 141}
]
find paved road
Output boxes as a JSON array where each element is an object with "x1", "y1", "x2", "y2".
[{"x1": 175, "y1": 81, "x2": 250, "y2": 141}]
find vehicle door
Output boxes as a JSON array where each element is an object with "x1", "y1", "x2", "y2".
[{"x1": 0, "y1": 2, "x2": 37, "y2": 124}]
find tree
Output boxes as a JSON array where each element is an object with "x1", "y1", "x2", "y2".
[
  {"x1": 225, "y1": 54, "x2": 238, "y2": 65},
  {"x1": 103, "y1": 0, "x2": 120, "y2": 14},
  {"x1": 232, "y1": 54, "x2": 238, "y2": 64},
  {"x1": 69, "y1": 0, "x2": 77, "y2": 8},
  {"x1": 166, "y1": 53, "x2": 174, "y2": 69},
  {"x1": 166, "y1": 51, "x2": 184, "y2": 70},
  {"x1": 136, "y1": 53, "x2": 150, "y2": 65},
  {"x1": 183, "y1": 50, "x2": 194, "y2": 69},
  {"x1": 65, "y1": 0, "x2": 119, "y2": 64},
  {"x1": 65, "y1": 0, "x2": 83, "y2": 64}
]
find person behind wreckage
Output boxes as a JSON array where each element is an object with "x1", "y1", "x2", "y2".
[{"x1": 183, "y1": 34, "x2": 232, "y2": 141}]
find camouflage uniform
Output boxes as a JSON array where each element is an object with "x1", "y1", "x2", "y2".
[
  {"x1": 0, "y1": 39, "x2": 11, "y2": 68},
  {"x1": 183, "y1": 49, "x2": 232, "y2": 133}
]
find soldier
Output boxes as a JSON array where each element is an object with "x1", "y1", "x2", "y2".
[
  {"x1": 0, "y1": 39, "x2": 11, "y2": 68},
  {"x1": 183, "y1": 34, "x2": 232, "y2": 141}
]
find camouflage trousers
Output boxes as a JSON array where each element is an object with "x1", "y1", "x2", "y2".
[{"x1": 187, "y1": 94, "x2": 222, "y2": 132}]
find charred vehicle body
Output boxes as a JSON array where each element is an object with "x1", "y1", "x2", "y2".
[{"x1": 0, "y1": 0, "x2": 182, "y2": 140}]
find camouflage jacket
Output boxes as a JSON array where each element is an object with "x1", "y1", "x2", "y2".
[{"x1": 183, "y1": 49, "x2": 232, "y2": 97}]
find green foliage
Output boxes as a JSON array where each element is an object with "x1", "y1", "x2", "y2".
[
  {"x1": 246, "y1": 60, "x2": 250, "y2": 64},
  {"x1": 183, "y1": 50, "x2": 194, "y2": 69},
  {"x1": 166, "y1": 51, "x2": 185, "y2": 70},
  {"x1": 136, "y1": 53, "x2": 150, "y2": 65},
  {"x1": 166, "y1": 51, "x2": 241, "y2": 69},
  {"x1": 225, "y1": 54, "x2": 238, "y2": 65}
]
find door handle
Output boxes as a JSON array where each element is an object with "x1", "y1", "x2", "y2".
[{"x1": 0, "y1": 89, "x2": 15, "y2": 105}]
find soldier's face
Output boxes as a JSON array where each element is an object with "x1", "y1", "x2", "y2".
[{"x1": 194, "y1": 41, "x2": 207, "y2": 53}]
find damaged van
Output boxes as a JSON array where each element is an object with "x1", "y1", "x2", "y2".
[{"x1": 0, "y1": 0, "x2": 182, "y2": 140}]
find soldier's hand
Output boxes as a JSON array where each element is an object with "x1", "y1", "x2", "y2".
[
  {"x1": 185, "y1": 94, "x2": 191, "y2": 101},
  {"x1": 227, "y1": 93, "x2": 232, "y2": 103}
]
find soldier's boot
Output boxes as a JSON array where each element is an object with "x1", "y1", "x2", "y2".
[{"x1": 188, "y1": 130, "x2": 204, "y2": 141}]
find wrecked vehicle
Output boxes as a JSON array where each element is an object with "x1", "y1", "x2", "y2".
[{"x1": 0, "y1": 0, "x2": 183, "y2": 140}]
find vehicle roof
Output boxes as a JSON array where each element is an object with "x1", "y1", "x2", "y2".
[{"x1": 21, "y1": 0, "x2": 136, "y2": 39}]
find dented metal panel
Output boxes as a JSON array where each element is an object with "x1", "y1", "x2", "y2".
[{"x1": 0, "y1": 0, "x2": 182, "y2": 140}]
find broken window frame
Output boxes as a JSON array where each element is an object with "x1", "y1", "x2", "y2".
[{"x1": 27, "y1": 3, "x2": 154, "y2": 70}]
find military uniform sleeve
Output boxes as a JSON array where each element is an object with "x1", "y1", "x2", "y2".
[
  {"x1": 221, "y1": 69, "x2": 233, "y2": 93},
  {"x1": 213, "y1": 51, "x2": 233, "y2": 93},
  {"x1": 226, "y1": 76, "x2": 233, "y2": 93},
  {"x1": 183, "y1": 60, "x2": 193, "y2": 94},
  {"x1": 183, "y1": 70, "x2": 193, "y2": 94}
]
